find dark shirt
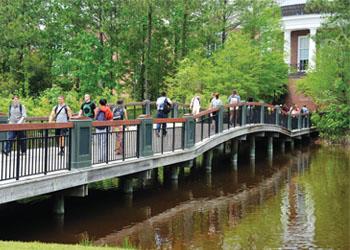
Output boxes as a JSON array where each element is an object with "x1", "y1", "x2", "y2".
[{"x1": 80, "y1": 101, "x2": 96, "y2": 118}]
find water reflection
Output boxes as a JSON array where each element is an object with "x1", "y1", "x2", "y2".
[
  {"x1": 0, "y1": 145, "x2": 348, "y2": 249},
  {"x1": 94, "y1": 146, "x2": 349, "y2": 249},
  {"x1": 95, "y1": 151, "x2": 310, "y2": 249}
]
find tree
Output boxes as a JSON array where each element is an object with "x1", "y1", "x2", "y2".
[{"x1": 298, "y1": 0, "x2": 350, "y2": 142}]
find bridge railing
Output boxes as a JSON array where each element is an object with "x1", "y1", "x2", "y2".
[
  {"x1": 91, "y1": 119, "x2": 141, "y2": 164},
  {"x1": 0, "y1": 122, "x2": 73, "y2": 181},
  {"x1": 0, "y1": 102, "x2": 313, "y2": 182},
  {"x1": 194, "y1": 108, "x2": 220, "y2": 142}
]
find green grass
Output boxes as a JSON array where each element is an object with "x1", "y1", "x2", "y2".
[{"x1": 0, "y1": 241, "x2": 132, "y2": 250}]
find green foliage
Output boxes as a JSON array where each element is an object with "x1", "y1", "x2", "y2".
[
  {"x1": 298, "y1": 0, "x2": 350, "y2": 142},
  {"x1": 311, "y1": 104, "x2": 350, "y2": 142},
  {"x1": 167, "y1": 0, "x2": 287, "y2": 105}
]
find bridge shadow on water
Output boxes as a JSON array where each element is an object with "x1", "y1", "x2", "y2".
[{"x1": 0, "y1": 140, "x2": 323, "y2": 248}]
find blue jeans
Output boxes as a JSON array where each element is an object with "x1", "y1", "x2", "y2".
[
  {"x1": 156, "y1": 111, "x2": 168, "y2": 134},
  {"x1": 4, "y1": 131, "x2": 26, "y2": 153}
]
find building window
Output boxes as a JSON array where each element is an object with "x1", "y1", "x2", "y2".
[{"x1": 298, "y1": 35, "x2": 309, "y2": 71}]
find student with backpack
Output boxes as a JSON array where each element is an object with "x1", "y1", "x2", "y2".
[
  {"x1": 49, "y1": 96, "x2": 72, "y2": 156},
  {"x1": 2, "y1": 95, "x2": 27, "y2": 156},
  {"x1": 79, "y1": 94, "x2": 96, "y2": 119},
  {"x1": 112, "y1": 100, "x2": 128, "y2": 155},
  {"x1": 94, "y1": 99, "x2": 113, "y2": 162},
  {"x1": 156, "y1": 92, "x2": 172, "y2": 137}
]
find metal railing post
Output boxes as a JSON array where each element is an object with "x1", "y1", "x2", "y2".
[
  {"x1": 275, "y1": 105, "x2": 280, "y2": 126},
  {"x1": 44, "y1": 129, "x2": 48, "y2": 174},
  {"x1": 16, "y1": 136, "x2": 20, "y2": 180},
  {"x1": 241, "y1": 104, "x2": 247, "y2": 126},
  {"x1": 122, "y1": 125, "x2": 126, "y2": 161},
  {"x1": 287, "y1": 113, "x2": 292, "y2": 130},
  {"x1": 183, "y1": 114, "x2": 195, "y2": 148},
  {"x1": 260, "y1": 105, "x2": 265, "y2": 124},
  {"x1": 137, "y1": 115, "x2": 153, "y2": 157},
  {"x1": 70, "y1": 119, "x2": 92, "y2": 169},
  {"x1": 298, "y1": 113, "x2": 302, "y2": 129}
]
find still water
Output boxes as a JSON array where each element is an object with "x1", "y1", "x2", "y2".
[{"x1": 0, "y1": 143, "x2": 349, "y2": 249}]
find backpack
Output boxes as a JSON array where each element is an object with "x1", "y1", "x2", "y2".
[
  {"x1": 54, "y1": 105, "x2": 69, "y2": 121},
  {"x1": 8, "y1": 104, "x2": 23, "y2": 117},
  {"x1": 82, "y1": 102, "x2": 94, "y2": 118},
  {"x1": 96, "y1": 110, "x2": 106, "y2": 121},
  {"x1": 162, "y1": 98, "x2": 172, "y2": 114},
  {"x1": 113, "y1": 106, "x2": 124, "y2": 120}
]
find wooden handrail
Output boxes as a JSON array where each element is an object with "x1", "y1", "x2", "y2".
[
  {"x1": 0, "y1": 122, "x2": 74, "y2": 132},
  {"x1": 193, "y1": 108, "x2": 219, "y2": 119},
  {"x1": 153, "y1": 118, "x2": 187, "y2": 124},
  {"x1": 92, "y1": 119, "x2": 142, "y2": 127},
  {"x1": 224, "y1": 102, "x2": 275, "y2": 109}
]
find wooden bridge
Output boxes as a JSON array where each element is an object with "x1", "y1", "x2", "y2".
[{"x1": 0, "y1": 102, "x2": 316, "y2": 212}]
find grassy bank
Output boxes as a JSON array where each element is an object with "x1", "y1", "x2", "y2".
[{"x1": 0, "y1": 241, "x2": 130, "y2": 250}]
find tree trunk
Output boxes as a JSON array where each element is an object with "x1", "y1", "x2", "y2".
[
  {"x1": 222, "y1": 0, "x2": 227, "y2": 44},
  {"x1": 145, "y1": 3, "x2": 152, "y2": 100},
  {"x1": 181, "y1": 0, "x2": 188, "y2": 58}
]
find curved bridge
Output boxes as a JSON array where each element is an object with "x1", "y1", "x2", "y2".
[{"x1": 0, "y1": 102, "x2": 315, "y2": 206}]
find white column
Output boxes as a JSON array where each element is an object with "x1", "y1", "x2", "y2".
[
  {"x1": 308, "y1": 28, "x2": 317, "y2": 70},
  {"x1": 284, "y1": 30, "x2": 292, "y2": 66}
]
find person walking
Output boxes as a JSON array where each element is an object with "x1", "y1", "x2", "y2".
[
  {"x1": 210, "y1": 93, "x2": 223, "y2": 131},
  {"x1": 79, "y1": 94, "x2": 96, "y2": 119},
  {"x1": 49, "y1": 96, "x2": 72, "y2": 156},
  {"x1": 190, "y1": 95, "x2": 201, "y2": 117},
  {"x1": 2, "y1": 96, "x2": 27, "y2": 156},
  {"x1": 227, "y1": 90, "x2": 241, "y2": 125},
  {"x1": 94, "y1": 99, "x2": 113, "y2": 162},
  {"x1": 112, "y1": 100, "x2": 128, "y2": 155},
  {"x1": 156, "y1": 92, "x2": 172, "y2": 137}
]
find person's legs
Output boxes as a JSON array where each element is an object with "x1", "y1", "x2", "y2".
[
  {"x1": 97, "y1": 128, "x2": 107, "y2": 161},
  {"x1": 18, "y1": 131, "x2": 27, "y2": 153},
  {"x1": 4, "y1": 131, "x2": 16, "y2": 154},
  {"x1": 58, "y1": 129, "x2": 66, "y2": 155},
  {"x1": 162, "y1": 113, "x2": 168, "y2": 135},
  {"x1": 156, "y1": 112, "x2": 162, "y2": 136}
]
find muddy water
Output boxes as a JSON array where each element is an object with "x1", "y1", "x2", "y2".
[{"x1": 0, "y1": 144, "x2": 349, "y2": 249}]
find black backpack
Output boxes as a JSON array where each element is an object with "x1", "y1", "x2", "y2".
[
  {"x1": 162, "y1": 99, "x2": 172, "y2": 114},
  {"x1": 8, "y1": 104, "x2": 23, "y2": 117},
  {"x1": 113, "y1": 106, "x2": 124, "y2": 120}
]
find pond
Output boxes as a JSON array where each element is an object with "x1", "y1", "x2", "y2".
[{"x1": 0, "y1": 143, "x2": 348, "y2": 249}]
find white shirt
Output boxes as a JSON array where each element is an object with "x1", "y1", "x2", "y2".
[
  {"x1": 156, "y1": 96, "x2": 172, "y2": 110},
  {"x1": 211, "y1": 98, "x2": 222, "y2": 108}
]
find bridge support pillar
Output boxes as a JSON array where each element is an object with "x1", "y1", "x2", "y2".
[
  {"x1": 203, "y1": 150, "x2": 213, "y2": 172},
  {"x1": 249, "y1": 136, "x2": 256, "y2": 160},
  {"x1": 280, "y1": 138, "x2": 286, "y2": 154},
  {"x1": 267, "y1": 136, "x2": 273, "y2": 156},
  {"x1": 53, "y1": 194, "x2": 65, "y2": 215},
  {"x1": 290, "y1": 139, "x2": 295, "y2": 151},
  {"x1": 216, "y1": 143, "x2": 225, "y2": 155},
  {"x1": 250, "y1": 158, "x2": 256, "y2": 177},
  {"x1": 231, "y1": 139, "x2": 238, "y2": 170},
  {"x1": 206, "y1": 172, "x2": 212, "y2": 188},
  {"x1": 121, "y1": 177, "x2": 134, "y2": 194},
  {"x1": 187, "y1": 159, "x2": 194, "y2": 168},
  {"x1": 171, "y1": 166, "x2": 179, "y2": 180}
]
